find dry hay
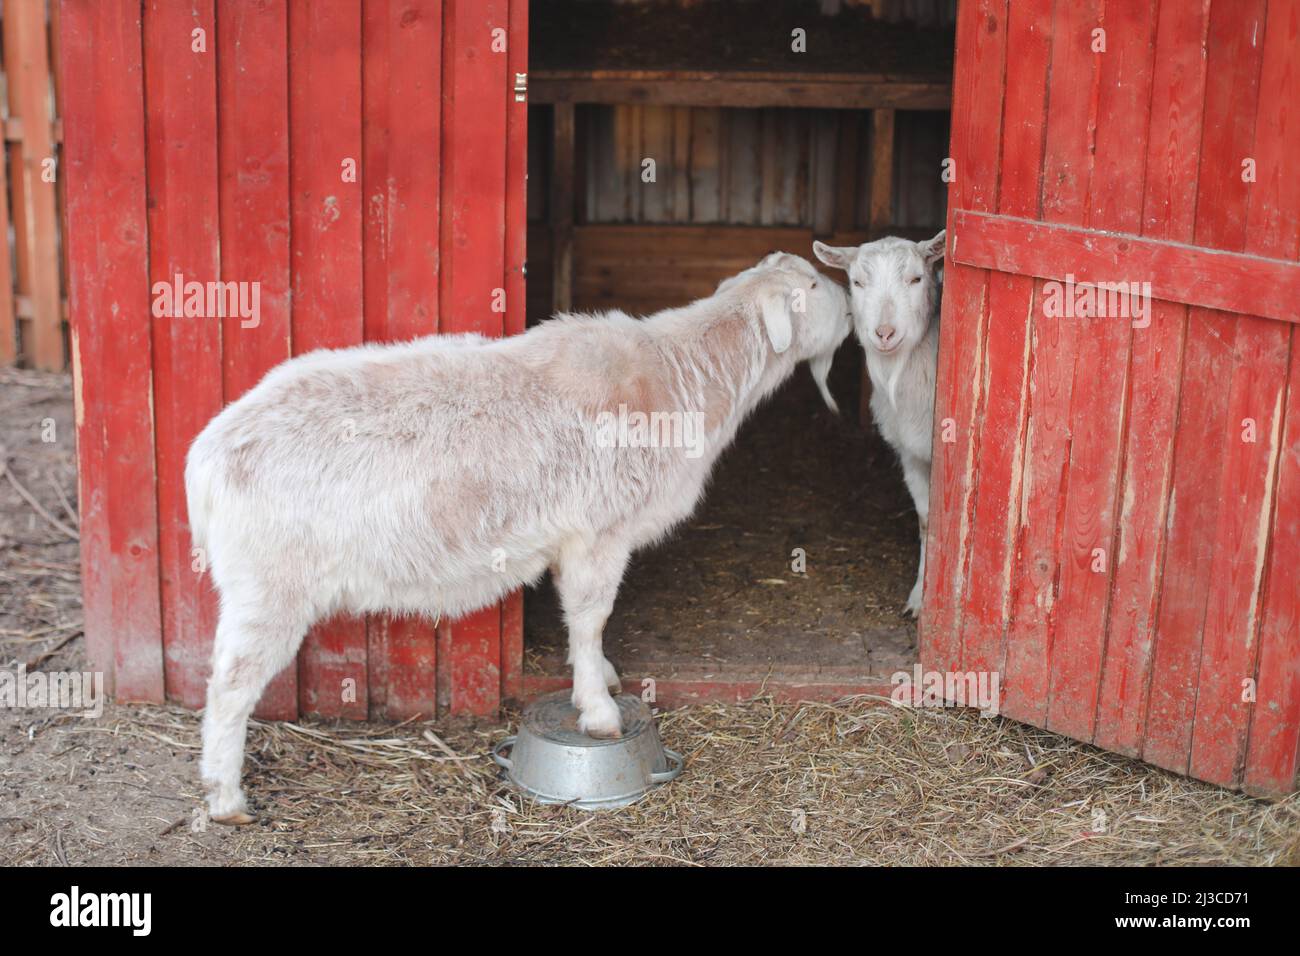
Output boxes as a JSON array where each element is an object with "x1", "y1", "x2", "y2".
[{"x1": 7, "y1": 696, "x2": 1295, "y2": 866}]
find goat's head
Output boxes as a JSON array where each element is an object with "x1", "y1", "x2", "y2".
[
  {"x1": 719, "y1": 252, "x2": 852, "y2": 413},
  {"x1": 813, "y1": 231, "x2": 945, "y2": 358}
]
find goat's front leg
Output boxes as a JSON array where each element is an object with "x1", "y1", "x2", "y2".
[
  {"x1": 553, "y1": 537, "x2": 630, "y2": 738},
  {"x1": 901, "y1": 455, "x2": 931, "y2": 617}
]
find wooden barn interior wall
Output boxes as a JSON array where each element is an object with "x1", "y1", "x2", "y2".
[
  {"x1": 0, "y1": 2, "x2": 67, "y2": 372},
  {"x1": 527, "y1": 105, "x2": 951, "y2": 320}
]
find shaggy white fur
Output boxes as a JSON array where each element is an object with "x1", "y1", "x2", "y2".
[{"x1": 187, "y1": 252, "x2": 851, "y2": 822}]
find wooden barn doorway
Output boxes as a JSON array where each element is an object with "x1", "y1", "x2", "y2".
[{"x1": 519, "y1": 0, "x2": 955, "y2": 705}]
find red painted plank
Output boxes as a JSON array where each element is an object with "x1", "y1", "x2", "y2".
[
  {"x1": 362, "y1": 0, "x2": 443, "y2": 719},
  {"x1": 1095, "y1": 0, "x2": 1208, "y2": 757},
  {"x1": 1245, "y1": 340, "x2": 1300, "y2": 796},
  {"x1": 920, "y1": 0, "x2": 1008, "y2": 677},
  {"x1": 1193, "y1": 0, "x2": 1300, "y2": 788},
  {"x1": 956, "y1": 0, "x2": 1051, "y2": 688},
  {"x1": 1145, "y1": 0, "x2": 1267, "y2": 776},
  {"x1": 1243, "y1": 0, "x2": 1300, "y2": 797},
  {"x1": 951, "y1": 211, "x2": 1300, "y2": 324},
  {"x1": 1000, "y1": 0, "x2": 1100, "y2": 726},
  {"x1": 143, "y1": 0, "x2": 222, "y2": 712},
  {"x1": 1044, "y1": 0, "x2": 1157, "y2": 742},
  {"x1": 438, "y1": 0, "x2": 510, "y2": 715},
  {"x1": 360, "y1": 0, "x2": 391, "y2": 718},
  {"x1": 501, "y1": 0, "x2": 529, "y2": 702},
  {"x1": 216, "y1": 0, "x2": 295, "y2": 718},
  {"x1": 59, "y1": 0, "x2": 164, "y2": 700},
  {"x1": 289, "y1": 0, "x2": 368, "y2": 719}
]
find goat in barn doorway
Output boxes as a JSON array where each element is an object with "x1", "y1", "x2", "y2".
[
  {"x1": 186, "y1": 253, "x2": 851, "y2": 823},
  {"x1": 814, "y1": 230, "x2": 946, "y2": 617}
]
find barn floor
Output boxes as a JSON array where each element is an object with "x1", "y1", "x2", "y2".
[
  {"x1": 3, "y1": 368, "x2": 1299, "y2": 866},
  {"x1": 525, "y1": 341, "x2": 920, "y2": 682}
]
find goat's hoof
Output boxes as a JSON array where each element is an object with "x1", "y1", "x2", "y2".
[
  {"x1": 905, "y1": 584, "x2": 923, "y2": 617},
  {"x1": 211, "y1": 810, "x2": 255, "y2": 826},
  {"x1": 578, "y1": 699, "x2": 623, "y2": 739}
]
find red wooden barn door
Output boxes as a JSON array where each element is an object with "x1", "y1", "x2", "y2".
[
  {"x1": 925, "y1": 0, "x2": 1300, "y2": 795},
  {"x1": 60, "y1": 0, "x2": 527, "y2": 720}
]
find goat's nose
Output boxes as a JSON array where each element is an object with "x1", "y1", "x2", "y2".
[{"x1": 877, "y1": 324, "x2": 897, "y2": 344}]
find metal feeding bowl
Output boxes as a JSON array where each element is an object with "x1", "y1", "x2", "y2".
[{"x1": 492, "y1": 691, "x2": 683, "y2": 810}]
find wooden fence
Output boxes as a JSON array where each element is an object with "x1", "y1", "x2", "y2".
[{"x1": 0, "y1": 0, "x2": 65, "y2": 372}]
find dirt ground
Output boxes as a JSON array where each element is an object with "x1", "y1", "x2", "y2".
[{"x1": 2, "y1": 367, "x2": 1298, "y2": 866}]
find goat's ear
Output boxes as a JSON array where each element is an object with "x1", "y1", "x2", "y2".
[
  {"x1": 759, "y1": 291, "x2": 793, "y2": 354},
  {"x1": 919, "y1": 230, "x2": 947, "y2": 266},
  {"x1": 812, "y1": 240, "x2": 855, "y2": 272}
]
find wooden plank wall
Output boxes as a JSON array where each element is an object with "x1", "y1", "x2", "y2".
[
  {"x1": 926, "y1": 0, "x2": 1300, "y2": 796},
  {"x1": 59, "y1": 0, "x2": 526, "y2": 719},
  {"x1": 527, "y1": 103, "x2": 949, "y2": 320},
  {"x1": 3, "y1": 1, "x2": 66, "y2": 370},
  {"x1": 577, "y1": 106, "x2": 947, "y2": 231}
]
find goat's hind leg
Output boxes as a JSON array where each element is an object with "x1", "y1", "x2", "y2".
[{"x1": 201, "y1": 600, "x2": 309, "y2": 824}]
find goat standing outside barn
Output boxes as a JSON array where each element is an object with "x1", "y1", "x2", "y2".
[{"x1": 186, "y1": 253, "x2": 851, "y2": 823}]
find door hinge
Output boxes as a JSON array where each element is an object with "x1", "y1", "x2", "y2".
[{"x1": 514, "y1": 73, "x2": 528, "y2": 103}]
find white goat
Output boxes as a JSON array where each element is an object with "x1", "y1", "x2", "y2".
[
  {"x1": 813, "y1": 231, "x2": 945, "y2": 617},
  {"x1": 186, "y1": 253, "x2": 851, "y2": 823}
]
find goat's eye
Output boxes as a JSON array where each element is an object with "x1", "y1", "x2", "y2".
[
  {"x1": 810, "y1": 281, "x2": 818, "y2": 289},
  {"x1": 909, "y1": 275, "x2": 923, "y2": 284},
  {"x1": 853, "y1": 279, "x2": 865, "y2": 289}
]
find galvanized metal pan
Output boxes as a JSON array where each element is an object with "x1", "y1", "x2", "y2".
[{"x1": 492, "y1": 691, "x2": 683, "y2": 810}]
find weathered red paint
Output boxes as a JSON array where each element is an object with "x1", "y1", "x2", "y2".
[
  {"x1": 288, "y1": 0, "x2": 369, "y2": 720},
  {"x1": 1191, "y1": 0, "x2": 1298, "y2": 787},
  {"x1": 951, "y1": 213, "x2": 1300, "y2": 325},
  {"x1": 1243, "y1": 0, "x2": 1300, "y2": 797},
  {"x1": 61, "y1": 0, "x2": 527, "y2": 719},
  {"x1": 437, "y1": 0, "x2": 512, "y2": 716},
  {"x1": 955, "y1": 0, "x2": 1051, "y2": 692},
  {"x1": 361, "y1": 0, "x2": 445, "y2": 721},
  {"x1": 217, "y1": 0, "x2": 296, "y2": 719},
  {"x1": 929, "y1": 0, "x2": 1300, "y2": 795},
  {"x1": 144, "y1": 0, "x2": 222, "y2": 714},
  {"x1": 60, "y1": 0, "x2": 164, "y2": 702},
  {"x1": 921, "y1": 0, "x2": 1008, "y2": 679}
]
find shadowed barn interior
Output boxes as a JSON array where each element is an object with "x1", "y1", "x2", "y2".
[{"x1": 522, "y1": 0, "x2": 955, "y2": 692}]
